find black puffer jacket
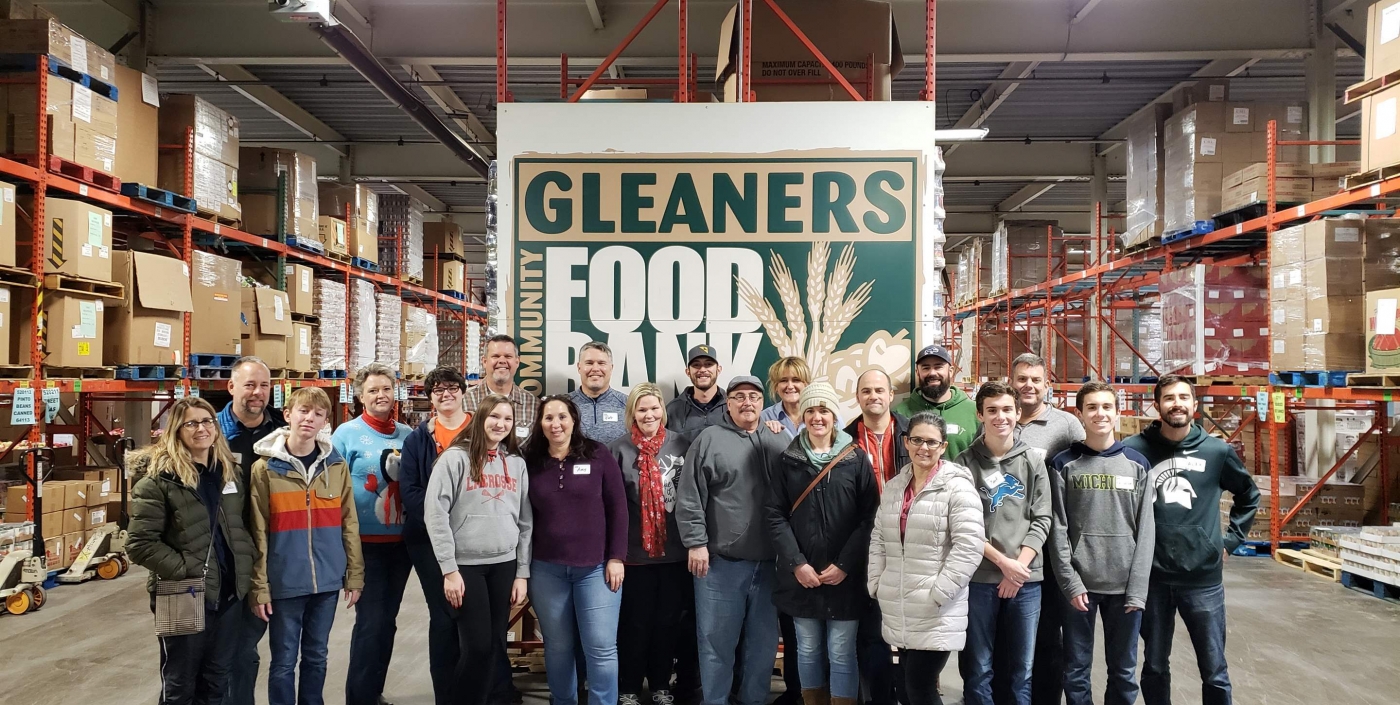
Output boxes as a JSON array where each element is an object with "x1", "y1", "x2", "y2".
[
  {"x1": 765, "y1": 437, "x2": 880, "y2": 620},
  {"x1": 126, "y1": 451, "x2": 255, "y2": 602}
]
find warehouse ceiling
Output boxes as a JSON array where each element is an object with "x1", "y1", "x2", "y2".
[{"x1": 35, "y1": 0, "x2": 1370, "y2": 235}]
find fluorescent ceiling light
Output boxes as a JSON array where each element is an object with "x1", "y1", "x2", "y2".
[{"x1": 933, "y1": 128, "x2": 990, "y2": 142}]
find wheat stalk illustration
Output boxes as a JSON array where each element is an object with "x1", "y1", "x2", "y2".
[
  {"x1": 769, "y1": 253, "x2": 808, "y2": 355},
  {"x1": 805, "y1": 242, "x2": 831, "y2": 353},
  {"x1": 736, "y1": 276, "x2": 796, "y2": 357}
]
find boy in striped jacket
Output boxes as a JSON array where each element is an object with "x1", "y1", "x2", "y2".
[{"x1": 249, "y1": 387, "x2": 364, "y2": 705}]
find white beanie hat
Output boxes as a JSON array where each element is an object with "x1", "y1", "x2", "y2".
[{"x1": 798, "y1": 382, "x2": 842, "y2": 415}]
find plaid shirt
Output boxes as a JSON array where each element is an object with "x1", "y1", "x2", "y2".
[{"x1": 464, "y1": 383, "x2": 540, "y2": 440}]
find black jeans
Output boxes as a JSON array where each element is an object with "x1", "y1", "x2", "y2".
[
  {"x1": 900, "y1": 650, "x2": 950, "y2": 705},
  {"x1": 158, "y1": 602, "x2": 241, "y2": 705},
  {"x1": 451, "y1": 560, "x2": 516, "y2": 705},
  {"x1": 225, "y1": 601, "x2": 268, "y2": 705},
  {"x1": 779, "y1": 611, "x2": 802, "y2": 695},
  {"x1": 407, "y1": 534, "x2": 461, "y2": 705},
  {"x1": 618, "y1": 562, "x2": 689, "y2": 695},
  {"x1": 674, "y1": 574, "x2": 701, "y2": 695},
  {"x1": 859, "y1": 604, "x2": 896, "y2": 705},
  {"x1": 346, "y1": 541, "x2": 413, "y2": 705}
]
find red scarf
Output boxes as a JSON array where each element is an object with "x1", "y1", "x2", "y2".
[
  {"x1": 362, "y1": 411, "x2": 397, "y2": 436},
  {"x1": 632, "y1": 425, "x2": 669, "y2": 558}
]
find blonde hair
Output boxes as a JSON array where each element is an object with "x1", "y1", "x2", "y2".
[
  {"x1": 287, "y1": 387, "x2": 332, "y2": 414},
  {"x1": 766, "y1": 356, "x2": 811, "y2": 397},
  {"x1": 140, "y1": 398, "x2": 238, "y2": 489},
  {"x1": 353, "y1": 363, "x2": 397, "y2": 398},
  {"x1": 624, "y1": 383, "x2": 668, "y2": 431}
]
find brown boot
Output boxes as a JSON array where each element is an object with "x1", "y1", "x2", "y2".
[
  {"x1": 830, "y1": 697, "x2": 857, "y2": 705},
  {"x1": 800, "y1": 688, "x2": 830, "y2": 705}
]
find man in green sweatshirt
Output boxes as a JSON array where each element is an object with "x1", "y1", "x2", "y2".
[
  {"x1": 895, "y1": 344, "x2": 978, "y2": 458},
  {"x1": 1122, "y1": 374, "x2": 1260, "y2": 705}
]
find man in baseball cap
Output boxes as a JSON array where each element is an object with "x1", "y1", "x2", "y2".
[
  {"x1": 667, "y1": 345, "x2": 727, "y2": 435},
  {"x1": 895, "y1": 343, "x2": 979, "y2": 458},
  {"x1": 677, "y1": 372, "x2": 787, "y2": 705}
]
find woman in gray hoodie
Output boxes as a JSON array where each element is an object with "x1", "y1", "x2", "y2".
[{"x1": 425, "y1": 394, "x2": 534, "y2": 705}]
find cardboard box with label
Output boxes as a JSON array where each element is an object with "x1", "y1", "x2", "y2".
[
  {"x1": 0, "y1": 180, "x2": 14, "y2": 267},
  {"x1": 318, "y1": 216, "x2": 349, "y2": 256},
  {"x1": 160, "y1": 94, "x2": 239, "y2": 168},
  {"x1": 1369, "y1": 0, "x2": 1400, "y2": 80},
  {"x1": 433, "y1": 258, "x2": 466, "y2": 292},
  {"x1": 29, "y1": 197, "x2": 113, "y2": 282},
  {"x1": 44, "y1": 535, "x2": 64, "y2": 569},
  {"x1": 242, "y1": 148, "x2": 319, "y2": 241},
  {"x1": 159, "y1": 151, "x2": 240, "y2": 222},
  {"x1": 241, "y1": 288, "x2": 292, "y2": 369},
  {"x1": 190, "y1": 250, "x2": 243, "y2": 355},
  {"x1": 286, "y1": 263, "x2": 314, "y2": 315},
  {"x1": 290, "y1": 322, "x2": 313, "y2": 372},
  {"x1": 0, "y1": 19, "x2": 116, "y2": 81},
  {"x1": 423, "y1": 221, "x2": 466, "y2": 259},
  {"x1": 320, "y1": 183, "x2": 379, "y2": 258},
  {"x1": 716, "y1": 0, "x2": 903, "y2": 102},
  {"x1": 1363, "y1": 84, "x2": 1400, "y2": 172},
  {"x1": 105, "y1": 251, "x2": 194, "y2": 366},
  {"x1": 1366, "y1": 287, "x2": 1400, "y2": 374},
  {"x1": 0, "y1": 285, "x2": 10, "y2": 365},
  {"x1": 112, "y1": 65, "x2": 160, "y2": 186},
  {"x1": 63, "y1": 531, "x2": 84, "y2": 565},
  {"x1": 11, "y1": 292, "x2": 105, "y2": 367},
  {"x1": 86, "y1": 505, "x2": 107, "y2": 529}
]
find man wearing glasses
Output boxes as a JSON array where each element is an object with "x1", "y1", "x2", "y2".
[
  {"x1": 466, "y1": 334, "x2": 540, "y2": 443},
  {"x1": 570, "y1": 341, "x2": 629, "y2": 444},
  {"x1": 677, "y1": 376, "x2": 789, "y2": 705},
  {"x1": 220, "y1": 356, "x2": 287, "y2": 705},
  {"x1": 401, "y1": 366, "x2": 473, "y2": 705}
]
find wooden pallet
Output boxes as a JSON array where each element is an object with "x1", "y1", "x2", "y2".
[
  {"x1": 1181, "y1": 375, "x2": 1269, "y2": 387},
  {"x1": 283, "y1": 370, "x2": 317, "y2": 379},
  {"x1": 0, "y1": 264, "x2": 38, "y2": 289},
  {"x1": 267, "y1": 368, "x2": 288, "y2": 380},
  {"x1": 1275, "y1": 548, "x2": 1342, "y2": 582},
  {"x1": 42, "y1": 273, "x2": 125, "y2": 301},
  {"x1": 1344, "y1": 68, "x2": 1400, "y2": 104},
  {"x1": 9, "y1": 154, "x2": 121, "y2": 193},
  {"x1": 0, "y1": 365, "x2": 34, "y2": 379},
  {"x1": 1344, "y1": 164, "x2": 1400, "y2": 190},
  {"x1": 1345, "y1": 374, "x2": 1400, "y2": 388},
  {"x1": 324, "y1": 250, "x2": 351, "y2": 265},
  {"x1": 42, "y1": 366, "x2": 116, "y2": 379},
  {"x1": 290, "y1": 312, "x2": 320, "y2": 326}
]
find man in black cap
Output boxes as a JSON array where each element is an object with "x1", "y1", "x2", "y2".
[
  {"x1": 894, "y1": 343, "x2": 979, "y2": 458},
  {"x1": 667, "y1": 345, "x2": 728, "y2": 435}
]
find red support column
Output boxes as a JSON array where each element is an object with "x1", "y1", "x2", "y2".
[
  {"x1": 923, "y1": 0, "x2": 935, "y2": 100},
  {"x1": 497, "y1": 0, "x2": 511, "y2": 104},
  {"x1": 678, "y1": 0, "x2": 690, "y2": 102}
]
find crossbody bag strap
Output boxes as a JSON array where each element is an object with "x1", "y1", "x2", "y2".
[{"x1": 791, "y1": 445, "x2": 857, "y2": 513}]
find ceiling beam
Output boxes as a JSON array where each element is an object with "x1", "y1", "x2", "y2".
[
  {"x1": 1097, "y1": 57, "x2": 1261, "y2": 152},
  {"x1": 998, "y1": 182, "x2": 1061, "y2": 212},
  {"x1": 1071, "y1": 0, "x2": 1107, "y2": 24},
  {"x1": 199, "y1": 64, "x2": 348, "y2": 155},
  {"x1": 392, "y1": 183, "x2": 447, "y2": 213},
  {"x1": 943, "y1": 61, "x2": 1039, "y2": 155},
  {"x1": 584, "y1": 0, "x2": 606, "y2": 30},
  {"x1": 402, "y1": 63, "x2": 496, "y2": 156}
]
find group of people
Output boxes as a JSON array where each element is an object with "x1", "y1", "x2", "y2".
[{"x1": 124, "y1": 334, "x2": 1261, "y2": 705}]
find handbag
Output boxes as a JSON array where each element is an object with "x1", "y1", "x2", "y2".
[
  {"x1": 791, "y1": 445, "x2": 857, "y2": 513},
  {"x1": 153, "y1": 510, "x2": 217, "y2": 638}
]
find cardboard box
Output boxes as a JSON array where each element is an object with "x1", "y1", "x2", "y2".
[
  {"x1": 1122, "y1": 104, "x2": 1173, "y2": 249},
  {"x1": 60, "y1": 508, "x2": 84, "y2": 536},
  {"x1": 30, "y1": 198, "x2": 113, "y2": 282},
  {"x1": 1363, "y1": 84, "x2": 1400, "y2": 172},
  {"x1": 1305, "y1": 295, "x2": 1364, "y2": 335},
  {"x1": 63, "y1": 531, "x2": 83, "y2": 565},
  {"x1": 160, "y1": 94, "x2": 239, "y2": 168},
  {"x1": 716, "y1": 0, "x2": 903, "y2": 102},
  {"x1": 349, "y1": 219, "x2": 378, "y2": 263},
  {"x1": 1224, "y1": 162, "x2": 1313, "y2": 189},
  {"x1": 1365, "y1": 287, "x2": 1400, "y2": 373},
  {"x1": 242, "y1": 148, "x2": 318, "y2": 240},
  {"x1": 190, "y1": 250, "x2": 243, "y2": 355},
  {"x1": 159, "y1": 151, "x2": 240, "y2": 222},
  {"x1": 15, "y1": 293, "x2": 105, "y2": 367},
  {"x1": 1368, "y1": 0, "x2": 1400, "y2": 80},
  {"x1": 285, "y1": 264, "x2": 314, "y2": 315},
  {"x1": 240, "y1": 194, "x2": 278, "y2": 236},
  {"x1": 0, "y1": 285, "x2": 11, "y2": 365},
  {"x1": 1300, "y1": 333, "x2": 1366, "y2": 371},
  {"x1": 433, "y1": 257, "x2": 466, "y2": 292},
  {"x1": 1304, "y1": 258, "x2": 1363, "y2": 298},
  {"x1": 240, "y1": 288, "x2": 292, "y2": 369},
  {"x1": 105, "y1": 251, "x2": 193, "y2": 366},
  {"x1": 1222, "y1": 176, "x2": 1312, "y2": 211},
  {"x1": 1366, "y1": 219, "x2": 1400, "y2": 291},
  {"x1": 423, "y1": 221, "x2": 466, "y2": 259},
  {"x1": 44, "y1": 535, "x2": 63, "y2": 568},
  {"x1": 319, "y1": 184, "x2": 378, "y2": 256},
  {"x1": 290, "y1": 322, "x2": 313, "y2": 372},
  {"x1": 112, "y1": 65, "x2": 160, "y2": 187},
  {"x1": 318, "y1": 216, "x2": 349, "y2": 256},
  {"x1": 86, "y1": 505, "x2": 107, "y2": 529},
  {"x1": 1312, "y1": 161, "x2": 1363, "y2": 179},
  {"x1": 0, "y1": 180, "x2": 14, "y2": 268},
  {"x1": 0, "y1": 19, "x2": 115, "y2": 81},
  {"x1": 1171, "y1": 78, "x2": 1229, "y2": 112}
]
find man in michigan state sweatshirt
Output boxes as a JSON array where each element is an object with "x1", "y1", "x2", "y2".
[
  {"x1": 1122, "y1": 375, "x2": 1259, "y2": 705},
  {"x1": 1049, "y1": 382, "x2": 1154, "y2": 705}
]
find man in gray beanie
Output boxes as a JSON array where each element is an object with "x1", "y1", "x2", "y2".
[{"x1": 677, "y1": 375, "x2": 789, "y2": 705}]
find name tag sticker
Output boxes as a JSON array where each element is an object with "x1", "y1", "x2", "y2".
[
  {"x1": 515, "y1": 427, "x2": 529, "y2": 439},
  {"x1": 1116, "y1": 476, "x2": 1136, "y2": 491},
  {"x1": 602, "y1": 412, "x2": 619, "y2": 423},
  {"x1": 984, "y1": 470, "x2": 1005, "y2": 488},
  {"x1": 947, "y1": 423, "x2": 961, "y2": 435},
  {"x1": 573, "y1": 463, "x2": 591, "y2": 475},
  {"x1": 232, "y1": 452, "x2": 243, "y2": 466},
  {"x1": 222, "y1": 481, "x2": 238, "y2": 495}
]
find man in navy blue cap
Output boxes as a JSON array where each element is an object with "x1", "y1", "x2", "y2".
[
  {"x1": 667, "y1": 345, "x2": 728, "y2": 435},
  {"x1": 895, "y1": 343, "x2": 979, "y2": 457}
]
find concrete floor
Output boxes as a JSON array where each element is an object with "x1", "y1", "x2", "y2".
[{"x1": 1, "y1": 559, "x2": 1396, "y2": 705}]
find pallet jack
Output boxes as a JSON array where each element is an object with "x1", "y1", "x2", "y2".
[
  {"x1": 57, "y1": 438, "x2": 135, "y2": 584},
  {"x1": 0, "y1": 447, "x2": 55, "y2": 615}
]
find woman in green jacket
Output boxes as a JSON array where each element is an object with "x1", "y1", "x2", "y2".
[{"x1": 127, "y1": 397, "x2": 256, "y2": 705}]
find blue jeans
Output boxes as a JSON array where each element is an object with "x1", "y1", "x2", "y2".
[
  {"x1": 1141, "y1": 582, "x2": 1231, "y2": 705},
  {"x1": 693, "y1": 557, "x2": 780, "y2": 705},
  {"x1": 346, "y1": 541, "x2": 413, "y2": 705},
  {"x1": 529, "y1": 560, "x2": 622, "y2": 705},
  {"x1": 792, "y1": 617, "x2": 860, "y2": 698},
  {"x1": 226, "y1": 604, "x2": 268, "y2": 705},
  {"x1": 1061, "y1": 592, "x2": 1142, "y2": 705},
  {"x1": 961, "y1": 581, "x2": 1042, "y2": 705},
  {"x1": 267, "y1": 591, "x2": 339, "y2": 705}
]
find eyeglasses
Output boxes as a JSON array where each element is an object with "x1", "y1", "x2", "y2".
[
  {"x1": 431, "y1": 386, "x2": 463, "y2": 397},
  {"x1": 180, "y1": 419, "x2": 217, "y2": 431},
  {"x1": 906, "y1": 437, "x2": 946, "y2": 449},
  {"x1": 730, "y1": 393, "x2": 765, "y2": 403}
]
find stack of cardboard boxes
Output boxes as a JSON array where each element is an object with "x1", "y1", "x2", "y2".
[
  {"x1": 424, "y1": 221, "x2": 467, "y2": 294},
  {"x1": 320, "y1": 183, "x2": 378, "y2": 264},
  {"x1": 105, "y1": 251, "x2": 194, "y2": 368},
  {"x1": 241, "y1": 287, "x2": 293, "y2": 371},
  {"x1": 1270, "y1": 219, "x2": 1366, "y2": 373},
  {"x1": 1360, "y1": 0, "x2": 1400, "y2": 174},
  {"x1": 988, "y1": 220, "x2": 1068, "y2": 296},
  {"x1": 9, "y1": 198, "x2": 114, "y2": 369},
  {"x1": 1221, "y1": 162, "x2": 1359, "y2": 212},
  {"x1": 1111, "y1": 304, "x2": 1163, "y2": 381},
  {"x1": 1122, "y1": 104, "x2": 1175, "y2": 250},
  {"x1": 189, "y1": 250, "x2": 243, "y2": 357},
  {"x1": 1159, "y1": 263, "x2": 1270, "y2": 375},
  {"x1": 241, "y1": 147, "x2": 318, "y2": 245},
  {"x1": 0, "y1": 179, "x2": 13, "y2": 366},
  {"x1": 1358, "y1": 219, "x2": 1400, "y2": 377},
  {"x1": 159, "y1": 95, "x2": 240, "y2": 223},
  {"x1": 312, "y1": 278, "x2": 347, "y2": 371},
  {"x1": 3, "y1": 476, "x2": 110, "y2": 570}
]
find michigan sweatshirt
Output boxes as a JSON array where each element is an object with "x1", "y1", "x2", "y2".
[{"x1": 1048, "y1": 441, "x2": 1156, "y2": 608}]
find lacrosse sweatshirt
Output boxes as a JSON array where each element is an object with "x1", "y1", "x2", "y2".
[
  {"x1": 1123, "y1": 422, "x2": 1260, "y2": 587},
  {"x1": 332, "y1": 416, "x2": 413, "y2": 542},
  {"x1": 1048, "y1": 441, "x2": 1156, "y2": 608},
  {"x1": 424, "y1": 445, "x2": 533, "y2": 577},
  {"x1": 957, "y1": 438, "x2": 1052, "y2": 584}
]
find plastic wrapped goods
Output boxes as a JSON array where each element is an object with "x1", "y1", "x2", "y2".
[
  {"x1": 401, "y1": 305, "x2": 439, "y2": 377},
  {"x1": 349, "y1": 279, "x2": 377, "y2": 373},
  {"x1": 312, "y1": 278, "x2": 346, "y2": 371},
  {"x1": 989, "y1": 220, "x2": 1064, "y2": 296},
  {"x1": 375, "y1": 292, "x2": 402, "y2": 371},
  {"x1": 380, "y1": 195, "x2": 425, "y2": 282},
  {"x1": 1160, "y1": 263, "x2": 1269, "y2": 375}
]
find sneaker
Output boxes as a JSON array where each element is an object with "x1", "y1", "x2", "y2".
[
  {"x1": 652, "y1": 690, "x2": 676, "y2": 705},
  {"x1": 620, "y1": 694, "x2": 643, "y2": 705}
]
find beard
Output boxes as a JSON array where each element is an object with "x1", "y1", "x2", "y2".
[
  {"x1": 1162, "y1": 410, "x2": 1192, "y2": 428},
  {"x1": 919, "y1": 376, "x2": 951, "y2": 401}
]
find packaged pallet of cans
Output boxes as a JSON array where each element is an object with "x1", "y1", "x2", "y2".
[
  {"x1": 380, "y1": 194, "x2": 425, "y2": 283},
  {"x1": 349, "y1": 278, "x2": 377, "y2": 372},
  {"x1": 311, "y1": 278, "x2": 346, "y2": 371},
  {"x1": 375, "y1": 292, "x2": 402, "y2": 371}
]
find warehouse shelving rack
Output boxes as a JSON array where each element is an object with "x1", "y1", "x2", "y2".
[
  {"x1": 0, "y1": 57, "x2": 487, "y2": 546},
  {"x1": 951, "y1": 121, "x2": 1395, "y2": 550}
]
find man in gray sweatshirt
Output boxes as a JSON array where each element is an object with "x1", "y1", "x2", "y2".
[
  {"x1": 956, "y1": 381, "x2": 1052, "y2": 705},
  {"x1": 1048, "y1": 381, "x2": 1155, "y2": 705},
  {"x1": 677, "y1": 375, "x2": 789, "y2": 705}
]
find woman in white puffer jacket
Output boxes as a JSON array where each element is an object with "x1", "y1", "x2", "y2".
[{"x1": 868, "y1": 412, "x2": 985, "y2": 705}]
